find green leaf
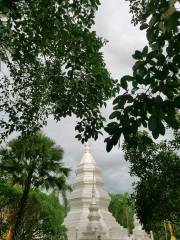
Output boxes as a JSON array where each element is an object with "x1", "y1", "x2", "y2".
[
  {"x1": 133, "y1": 61, "x2": 144, "y2": 71},
  {"x1": 164, "y1": 115, "x2": 179, "y2": 129},
  {"x1": 157, "y1": 54, "x2": 166, "y2": 65},
  {"x1": 148, "y1": 116, "x2": 158, "y2": 131},
  {"x1": 150, "y1": 43, "x2": 160, "y2": 51},
  {"x1": 149, "y1": 16, "x2": 157, "y2": 29},
  {"x1": 105, "y1": 122, "x2": 119, "y2": 135},
  {"x1": 132, "y1": 80, "x2": 138, "y2": 88},
  {"x1": 146, "y1": 51, "x2": 157, "y2": 61},
  {"x1": 142, "y1": 46, "x2": 148, "y2": 56},
  {"x1": 146, "y1": 29, "x2": 154, "y2": 44},
  {"x1": 121, "y1": 75, "x2": 133, "y2": 82},
  {"x1": 109, "y1": 111, "x2": 121, "y2": 120},
  {"x1": 120, "y1": 75, "x2": 133, "y2": 90},
  {"x1": 155, "y1": 95, "x2": 163, "y2": 105},
  {"x1": 106, "y1": 128, "x2": 122, "y2": 152},
  {"x1": 140, "y1": 23, "x2": 149, "y2": 30},
  {"x1": 141, "y1": 119, "x2": 147, "y2": 128},
  {"x1": 132, "y1": 50, "x2": 143, "y2": 60},
  {"x1": 113, "y1": 96, "x2": 126, "y2": 109},
  {"x1": 105, "y1": 138, "x2": 114, "y2": 152},
  {"x1": 152, "y1": 130, "x2": 159, "y2": 139},
  {"x1": 0, "y1": 0, "x2": 11, "y2": 9},
  {"x1": 75, "y1": 134, "x2": 81, "y2": 140}
]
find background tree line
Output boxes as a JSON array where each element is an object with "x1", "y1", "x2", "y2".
[{"x1": 122, "y1": 116, "x2": 180, "y2": 239}]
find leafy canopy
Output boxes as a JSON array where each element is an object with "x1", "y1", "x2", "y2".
[
  {"x1": 0, "y1": 183, "x2": 67, "y2": 240},
  {"x1": 0, "y1": 131, "x2": 70, "y2": 239},
  {"x1": 123, "y1": 129, "x2": 180, "y2": 233},
  {"x1": 0, "y1": 0, "x2": 116, "y2": 142},
  {"x1": 105, "y1": 0, "x2": 180, "y2": 151},
  {"x1": 0, "y1": 131, "x2": 70, "y2": 191}
]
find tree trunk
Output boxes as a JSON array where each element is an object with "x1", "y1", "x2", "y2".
[{"x1": 12, "y1": 172, "x2": 32, "y2": 240}]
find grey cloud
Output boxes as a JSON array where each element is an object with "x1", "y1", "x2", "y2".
[
  {"x1": 95, "y1": 0, "x2": 146, "y2": 78},
  {"x1": 44, "y1": 117, "x2": 134, "y2": 193}
]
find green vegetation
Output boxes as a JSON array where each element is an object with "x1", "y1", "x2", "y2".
[
  {"x1": 0, "y1": 132, "x2": 70, "y2": 239},
  {"x1": 123, "y1": 126, "x2": 180, "y2": 239},
  {"x1": 105, "y1": 0, "x2": 180, "y2": 151},
  {"x1": 109, "y1": 193, "x2": 134, "y2": 234},
  {"x1": 0, "y1": 0, "x2": 116, "y2": 143},
  {"x1": 0, "y1": 183, "x2": 67, "y2": 240}
]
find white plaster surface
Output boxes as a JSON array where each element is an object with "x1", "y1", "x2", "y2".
[{"x1": 64, "y1": 144, "x2": 130, "y2": 240}]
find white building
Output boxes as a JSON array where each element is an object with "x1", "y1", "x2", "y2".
[
  {"x1": 64, "y1": 143, "x2": 129, "y2": 240},
  {"x1": 64, "y1": 143, "x2": 151, "y2": 240}
]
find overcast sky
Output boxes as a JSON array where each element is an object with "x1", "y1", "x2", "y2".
[{"x1": 44, "y1": 0, "x2": 147, "y2": 193}]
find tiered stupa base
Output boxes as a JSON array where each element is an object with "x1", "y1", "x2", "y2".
[{"x1": 64, "y1": 143, "x2": 130, "y2": 240}]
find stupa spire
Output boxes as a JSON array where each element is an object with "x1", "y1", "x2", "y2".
[
  {"x1": 86, "y1": 170, "x2": 104, "y2": 239},
  {"x1": 84, "y1": 142, "x2": 91, "y2": 153},
  {"x1": 88, "y1": 171, "x2": 100, "y2": 222},
  {"x1": 79, "y1": 142, "x2": 96, "y2": 165},
  {"x1": 92, "y1": 171, "x2": 96, "y2": 200},
  {"x1": 89, "y1": 171, "x2": 99, "y2": 213}
]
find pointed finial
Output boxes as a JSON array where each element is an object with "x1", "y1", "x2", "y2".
[{"x1": 84, "y1": 142, "x2": 91, "y2": 153}]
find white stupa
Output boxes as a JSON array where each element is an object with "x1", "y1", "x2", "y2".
[{"x1": 64, "y1": 143, "x2": 129, "y2": 240}]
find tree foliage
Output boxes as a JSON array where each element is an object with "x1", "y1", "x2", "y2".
[
  {"x1": 0, "y1": 132, "x2": 70, "y2": 190},
  {"x1": 108, "y1": 193, "x2": 134, "y2": 234},
  {"x1": 0, "y1": 183, "x2": 67, "y2": 240},
  {"x1": 123, "y1": 129, "x2": 180, "y2": 238},
  {"x1": 105, "y1": 0, "x2": 180, "y2": 151},
  {"x1": 0, "y1": 0, "x2": 116, "y2": 142},
  {"x1": 0, "y1": 131, "x2": 70, "y2": 239}
]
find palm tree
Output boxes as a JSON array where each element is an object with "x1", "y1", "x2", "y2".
[{"x1": 0, "y1": 131, "x2": 71, "y2": 240}]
